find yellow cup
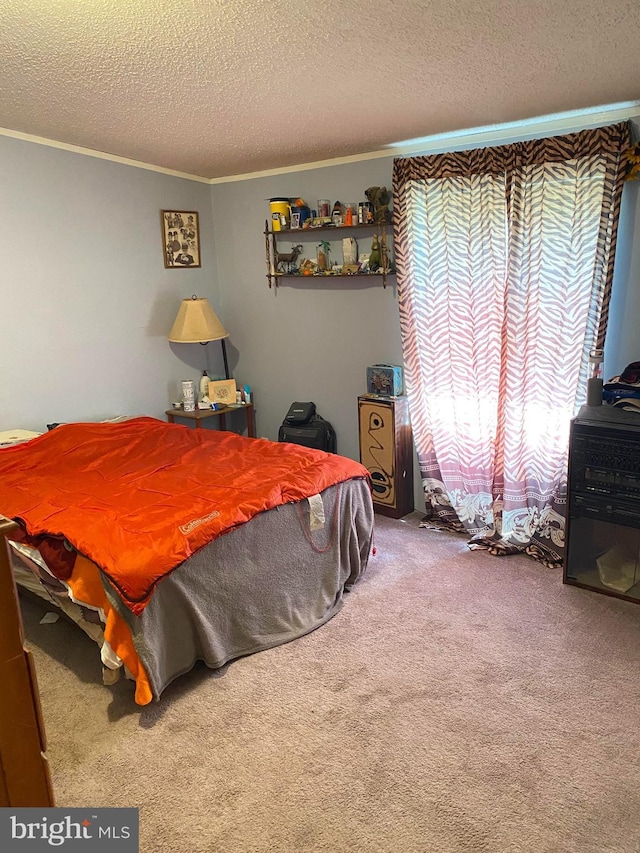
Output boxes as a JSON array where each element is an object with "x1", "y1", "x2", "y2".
[{"x1": 269, "y1": 198, "x2": 291, "y2": 231}]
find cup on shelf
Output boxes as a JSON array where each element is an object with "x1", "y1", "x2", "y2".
[{"x1": 181, "y1": 380, "x2": 196, "y2": 399}]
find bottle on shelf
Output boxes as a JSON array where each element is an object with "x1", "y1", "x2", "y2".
[
  {"x1": 199, "y1": 370, "x2": 210, "y2": 401},
  {"x1": 587, "y1": 348, "x2": 604, "y2": 406},
  {"x1": 344, "y1": 203, "x2": 356, "y2": 226}
]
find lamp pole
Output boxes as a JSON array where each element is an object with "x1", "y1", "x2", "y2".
[{"x1": 221, "y1": 339, "x2": 230, "y2": 380}]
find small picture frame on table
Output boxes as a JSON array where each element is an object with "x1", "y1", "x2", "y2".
[
  {"x1": 290, "y1": 212, "x2": 301, "y2": 229},
  {"x1": 208, "y1": 379, "x2": 237, "y2": 406},
  {"x1": 162, "y1": 210, "x2": 201, "y2": 268}
]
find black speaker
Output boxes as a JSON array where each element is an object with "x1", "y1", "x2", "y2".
[{"x1": 358, "y1": 395, "x2": 414, "y2": 517}]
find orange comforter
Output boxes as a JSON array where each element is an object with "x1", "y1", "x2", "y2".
[{"x1": 0, "y1": 417, "x2": 369, "y2": 615}]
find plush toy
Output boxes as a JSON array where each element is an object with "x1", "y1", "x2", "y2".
[
  {"x1": 365, "y1": 186, "x2": 392, "y2": 223},
  {"x1": 625, "y1": 143, "x2": 640, "y2": 182}
]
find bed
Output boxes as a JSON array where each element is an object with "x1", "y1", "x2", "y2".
[{"x1": 0, "y1": 417, "x2": 374, "y2": 704}]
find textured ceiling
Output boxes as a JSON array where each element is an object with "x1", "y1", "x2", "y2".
[{"x1": 1, "y1": 0, "x2": 639, "y2": 179}]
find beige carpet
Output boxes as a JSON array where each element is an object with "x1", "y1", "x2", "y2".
[{"x1": 21, "y1": 513, "x2": 640, "y2": 853}]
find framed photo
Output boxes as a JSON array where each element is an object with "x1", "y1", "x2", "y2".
[
  {"x1": 161, "y1": 210, "x2": 201, "y2": 268},
  {"x1": 290, "y1": 212, "x2": 301, "y2": 229},
  {"x1": 208, "y1": 379, "x2": 237, "y2": 406}
]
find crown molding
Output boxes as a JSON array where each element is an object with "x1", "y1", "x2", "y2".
[
  {"x1": 211, "y1": 102, "x2": 640, "y2": 183},
  {"x1": 0, "y1": 126, "x2": 210, "y2": 183}
]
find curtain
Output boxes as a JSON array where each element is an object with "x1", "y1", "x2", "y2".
[{"x1": 393, "y1": 122, "x2": 630, "y2": 567}]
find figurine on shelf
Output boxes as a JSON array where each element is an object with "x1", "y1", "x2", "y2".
[
  {"x1": 369, "y1": 234, "x2": 381, "y2": 272},
  {"x1": 342, "y1": 237, "x2": 358, "y2": 267},
  {"x1": 317, "y1": 240, "x2": 331, "y2": 271},
  {"x1": 365, "y1": 186, "x2": 392, "y2": 223},
  {"x1": 275, "y1": 243, "x2": 303, "y2": 273}
]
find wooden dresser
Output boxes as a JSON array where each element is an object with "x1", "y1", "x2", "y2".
[{"x1": 0, "y1": 520, "x2": 54, "y2": 806}]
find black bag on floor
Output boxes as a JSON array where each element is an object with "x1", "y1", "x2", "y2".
[{"x1": 278, "y1": 402, "x2": 336, "y2": 453}]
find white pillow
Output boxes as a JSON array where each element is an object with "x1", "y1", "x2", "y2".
[{"x1": 0, "y1": 429, "x2": 42, "y2": 447}]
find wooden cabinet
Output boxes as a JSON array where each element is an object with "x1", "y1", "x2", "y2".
[
  {"x1": 564, "y1": 405, "x2": 640, "y2": 603},
  {"x1": 358, "y1": 395, "x2": 414, "y2": 518},
  {"x1": 264, "y1": 221, "x2": 393, "y2": 288},
  {"x1": 0, "y1": 520, "x2": 54, "y2": 806}
]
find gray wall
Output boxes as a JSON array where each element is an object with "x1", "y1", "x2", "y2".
[
  {"x1": 211, "y1": 158, "x2": 405, "y2": 465},
  {"x1": 604, "y1": 178, "x2": 640, "y2": 377},
  {"x1": 0, "y1": 135, "x2": 221, "y2": 430}
]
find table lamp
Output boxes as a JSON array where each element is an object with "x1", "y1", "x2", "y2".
[{"x1": 168, "y1": 295, "x2": 230, "y2": 382}]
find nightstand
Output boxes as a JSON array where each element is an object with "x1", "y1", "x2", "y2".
[{"x1": 166, "y1": 403, "x2": 255, "y2": 437}]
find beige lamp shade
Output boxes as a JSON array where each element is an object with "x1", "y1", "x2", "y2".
[{"x1": 168, "y1": 296, "x2": 228, "y2": 343}]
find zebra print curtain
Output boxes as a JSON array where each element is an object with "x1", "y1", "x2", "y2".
[{"x1": 392, "y1": 122, "x2": 630, "y2": 566}]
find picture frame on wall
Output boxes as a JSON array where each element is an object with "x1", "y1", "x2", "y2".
[{"x1": 161, "y1": 210, "x2": 201, "y2": 268}]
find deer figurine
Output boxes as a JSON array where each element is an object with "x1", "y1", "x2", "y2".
[{"x1": 274, "y1": 243, "x2": 303, "y2": 274}]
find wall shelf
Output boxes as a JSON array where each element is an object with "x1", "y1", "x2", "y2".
[
  {"x1": 274, "y1": 222, "x2": 389, "y2": 235},
  {"x1": 272, "y1": 272, "x2": 391, "y2": 280},
  {"x1": 264, "y1": 219, "x2": 393, "y2": 289}
]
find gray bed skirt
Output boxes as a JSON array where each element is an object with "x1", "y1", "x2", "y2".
[{"x1": 103, "y1": 478, "x2": 374, "y2": 700}]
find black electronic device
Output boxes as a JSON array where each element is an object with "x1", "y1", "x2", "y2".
[
  {"x1": 283, "y1": 402, "x2": 316, "y2": 425},
  {"x1": 569, "y1": 408, "x2": 640, "y2": 501},
  {"x1": 564, "y1": 405, "x2": 640, "y2": 603}
]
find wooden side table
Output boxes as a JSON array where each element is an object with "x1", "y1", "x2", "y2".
[{"x1": 166, "y1": 403, "x2": 255, "y2": 437}]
